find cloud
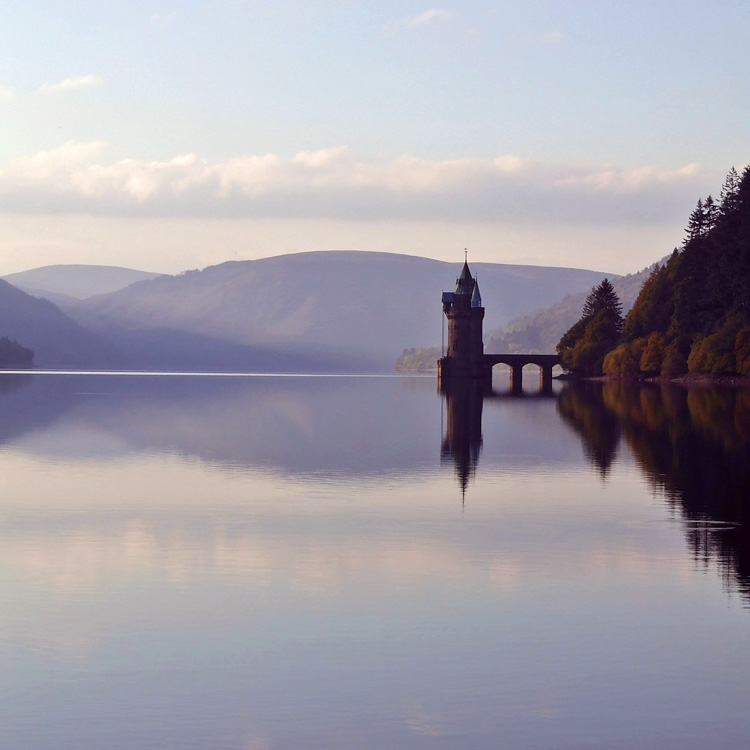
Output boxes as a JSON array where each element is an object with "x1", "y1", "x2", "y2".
[
  {"x1": 39, "y1": 75, "x2": 103, "y2": 94},
  {"x1": 0, "y1": 85, "x2": 14, "y2": 100},
  {"x1": 406, "y1": 8, "x2": 453, "y2": 27},
  {"x1": 0, "y1": 141, "x2": 722, "y2": 227}
]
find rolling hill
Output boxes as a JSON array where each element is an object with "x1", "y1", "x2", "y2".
[
  {"x1": 66, "y1": 251, "x2": 616, "y2": 370},
  {"x1": 2, "y1": 264, "x2": 164, "y2": 302},
  {"x1": 0, "y1": 278, "x2": 124, "y2": 368}
]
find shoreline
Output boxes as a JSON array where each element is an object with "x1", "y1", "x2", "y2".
[{"x1": 581, "y1": 372, "x2": 750, "y2": 388}]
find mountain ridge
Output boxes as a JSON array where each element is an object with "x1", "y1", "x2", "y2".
[
  {"x1": 2, "y1": 264, "x2": 164, "y2": 300},
  {"x1": 66, "y1": 251, "x2": 619, "y2": 370}
]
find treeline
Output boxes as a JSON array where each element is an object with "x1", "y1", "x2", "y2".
[
  {"x1": 559, "y1": 165, "x2": 750, "y2": 377},
  {"x1": 0, "y1": 337, "x2": 34, "y2": 368},
  {"x1": 394, "y1": 346, "x2": 442, "y2": 372}
]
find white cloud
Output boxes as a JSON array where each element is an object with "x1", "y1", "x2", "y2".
[
  {"x1": 39, "y1": 75, "x2": 104, "y2": 94},
  {"x1": 0, "y1": 141, "x2": 722, "y2": 228},
  {"x1": 0, "y1": 85, "x2": 14, "y2": 100},
  {"x1": 406, "y1": 8, "x2": 453, "y2": 27}
]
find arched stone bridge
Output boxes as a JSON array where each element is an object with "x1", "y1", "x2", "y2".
[{"x1": 482, "y1": 353, "x2": 561, "y2": 391}]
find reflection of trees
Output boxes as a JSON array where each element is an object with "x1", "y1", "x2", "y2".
[
  {"x1": 556, "y1": 383, "x2": 621, "y2": 477},
  {"x1": 563, "y1": 382, "x2": 750, "y2": 602},
  {"x1": 0, "y1": 373, "x2": 32, "y2": 395}
]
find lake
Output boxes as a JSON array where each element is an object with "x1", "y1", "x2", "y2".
[{"x1": 1, "y1": 372, "x2": 749, "y2": 749}]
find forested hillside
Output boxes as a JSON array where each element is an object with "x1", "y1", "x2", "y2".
[
  {"x1": 601, "y1": 166, "x2": 750, "y2": 377},
  {"x1": 0, "y1": 337, "x2": 33, "y2": 368},
  {"x1": 484, "y1": 262, "x2": 658, "y2": 355}
]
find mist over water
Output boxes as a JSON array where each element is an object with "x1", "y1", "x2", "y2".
[{"x1": 1, "y1": 373, "x2": 749, "y2": 749}]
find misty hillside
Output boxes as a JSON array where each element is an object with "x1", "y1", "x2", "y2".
[
  {"x1": 485, "y1": 259, "x2": 664, "y2": 354},
  {"x1": 0, "y1": 279, "x2": 124, "y2": 368},
  {"x1": 2, "y1": 264, "x2": 164, "y2": 300},
  {"x1": 68, "y1": 251, "x2": 616, "y2": 370}
]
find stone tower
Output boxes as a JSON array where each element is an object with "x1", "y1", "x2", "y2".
[{"x1": 438, "y1": 259, "x2": 487, "y2": 381}]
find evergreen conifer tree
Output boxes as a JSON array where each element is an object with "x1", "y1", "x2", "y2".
[
  {"x1": 685, "y1": 198, "x2": 707, "y2": 241},
  {"x1": 557, "y1": 279, "x2": 624, "y2": 376},
  {"x1": 719, "y1": 167, "x2": 741, "y2": 218},
  {"x1": 704, "y1": 195, "x2": 719, "y2": 232}
]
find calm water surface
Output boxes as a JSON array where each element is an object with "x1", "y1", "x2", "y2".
[{"x1": 1, "y1": 373, "x2": 749, "y2": 749}]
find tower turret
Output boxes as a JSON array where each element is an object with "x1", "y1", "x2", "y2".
[
  {"x1": 470, "y1": 278, "x2": 482, "y2": 308},
  {"x1": 438, "y1": 257, "x2": 488, "y2": 382}
]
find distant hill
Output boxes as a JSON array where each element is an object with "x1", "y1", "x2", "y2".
[
  {"x1": 68, "y1": 251, "x2": 616, "y2": 371},
  {"x1": 2, "y1": 264, "x2": 164, "y2": 301},
  {"x1": 0, "y1": 279, "x2": 124, "y2": 368},
  {"x1": 484, "y1": 260, "x2": 662, "y2": 355}
]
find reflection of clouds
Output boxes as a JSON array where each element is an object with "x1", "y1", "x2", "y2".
[
  {"x1": 524, "y1": 690, "x2": 562, "y2": 718},
  {"x1": 5, "y1": 525, "x2": 470, "y2": 594},
  {"x1": 242, "y1": 737, "x2": 272, "y2": 750},
  {"x1": 403, "y1": 701, "x2": 446, "y2": 737},
  {"x1": 2, "y1": 517, "x2": 695, "y2": 600},
  {"x1": 487, "y1": 555, "x2": 520, "y2": 593},
  {"x1": 0, "y1": 453, "x2": 698, "y2": 597}
]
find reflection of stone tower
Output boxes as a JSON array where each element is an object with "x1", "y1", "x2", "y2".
[
  {"x1": 438, "y1": 259, "x2": 488, "y2": 383},
  {"x1": 440, "y1": 380, "x2": 484, "y2": 498}
]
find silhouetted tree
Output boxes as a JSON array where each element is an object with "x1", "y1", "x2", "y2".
[
  {"x1": 686, "y1": 198, "x2": 707, "y2": 241},
  {"x1": 557, "y1": 279, "x2": 624, "y2": 376},
  {"x1": 704, "y1": 195, "x2": 719, "y2": 232},
  {"x1": 720, "y1": 167, "x2": 741, "y2": 218},
  {"x1": 0, "y1": 337, "x2": 33, "y2": 368}
]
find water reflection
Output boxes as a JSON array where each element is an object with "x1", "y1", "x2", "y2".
[
  {"x1": 439, "y1": 378, "x2": 558, "y2": 497},
  {"x1": 439, "y1": 380, "x2": 484, "y2": 498},
  {"x1": 560, "y1": 382, "x2": 750, "y2": 602},
  {"x1": 438, "y1": 377, "x2": 750, "y2": 604},
  {"x1": 3, "y1": 372, "x2": 750, "y2": 602},
  {"x1": 557, "y1": 384, "x2": 622, "y2": 476},
  {"x1": 0, "y1": 373, "x2": 442, "y2": 475},
  {"x1": 3, "y1": 373, "x2": 750, "y2": 748}
]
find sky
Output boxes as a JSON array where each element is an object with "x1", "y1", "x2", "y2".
[{"x1": 1, "y1": 0, "x2": 749, "y2": 276}]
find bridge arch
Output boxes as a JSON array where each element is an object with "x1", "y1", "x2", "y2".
[{"x1": 484, "y1": 354, "x2": 561, "y2": 392}]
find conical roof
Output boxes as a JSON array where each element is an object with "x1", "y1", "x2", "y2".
[
  {"x1": 454, "y1": 260, "x2": 474, "y2": 295},
  {"x1": 470, "y1": 278, "x2": 482, "y2": 307}
]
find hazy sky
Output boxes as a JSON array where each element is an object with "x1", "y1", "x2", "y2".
[{"x1": 1, "y1": 1, "x2": 748, "y2": 275}]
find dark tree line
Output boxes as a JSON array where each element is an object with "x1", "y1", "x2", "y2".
[
  {"x1": 559, "y1": 164, "x2": 750, "y2": 378},
  {"x1": 0, "y1": 337, "x2": 34, "y2": 368},
  {"x1": 556, "y1": 278, "x2": 623, "y2": 375}
]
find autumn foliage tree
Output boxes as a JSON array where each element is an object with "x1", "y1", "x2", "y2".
[{"x1": 603, "y1": 164, "x2": 750, "y2": 378}]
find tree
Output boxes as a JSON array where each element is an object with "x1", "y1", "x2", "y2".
[
  {"x1": 581, "y1": 278, "x2": 623, "y2": 325},
  {"x1": 0, "y1": 337, "x2": 34, "y2": 368},
  {"x1": 719, "y1": 167, "x2": 741, "y2": 218},
  {"x1": 685, "y1": 198, "x2": 707, "y2": 242},
  {"x1": 557, "y1": 279, "x2": 624, "y2": 376},
  {"x1": 623, "y1": 259, "x2": 675, "y2": 340},
  {"x1": 704, "y1": 195, "x2": 719, "y2": 232}
]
